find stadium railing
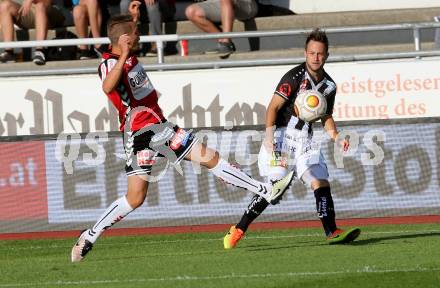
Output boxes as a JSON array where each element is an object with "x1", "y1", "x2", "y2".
[{"x1": 1, "y1": 22, "x2": 440, "y2": 76}]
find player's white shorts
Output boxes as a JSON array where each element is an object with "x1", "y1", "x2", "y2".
[{"x1": 257, "y1": 116, "x2": 328, "y2": 188}]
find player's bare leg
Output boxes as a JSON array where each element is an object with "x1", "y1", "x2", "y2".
[
  {"x1": 71, "y1": 176, "x2": 147, "y2": 262},
  {"x1": 184, "y1": 142, "x2": 294, "y2": 204}
]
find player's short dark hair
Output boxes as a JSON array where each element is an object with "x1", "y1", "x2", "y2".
[
  {"x1": 107, "y1": 14, "x2": 134, "y2": 44},
  {"x1": 305, "y1": 28, "x2": 329, "y2": 53}
]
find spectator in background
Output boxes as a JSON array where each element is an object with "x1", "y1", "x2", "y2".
[
  {"x1": 185, "y1": 0, "x2": 258, "y2": 58},
  {"x1": 120, "y1": 0, "x2": 176, "y2": 56},
  {"x1": 72, "y1": 0, "x2": 102, "y2": 59},
  {"x1": 0, "y1": 0, "x2": 65, "y2": 65}
]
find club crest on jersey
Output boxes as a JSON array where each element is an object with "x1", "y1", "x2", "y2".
[
  {"x1": 170, "y1": 128, "x2": 190, "y2": 150},
  {"x1": 278, "y1": 83, "x2": 291, "y2": 97}
]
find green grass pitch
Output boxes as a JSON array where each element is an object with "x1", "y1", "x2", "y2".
[{"x1": 1, "y1": 223, "x2": 440, "y2": 288}]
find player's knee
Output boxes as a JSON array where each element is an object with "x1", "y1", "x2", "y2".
[
  {"x1": 301, "y1": 165, "x2": 329, "y2": 190},
  {"x1": 185, "y1": 5, "x2": 196, "y2": 20},
  {"x1": 127, "y1": 195, "x2": 146, "y2": 209},
  {"x1": 185, "y1": 5, "x2": 203, "y2": 21},
  {"x1": 204, "y1": 150, "x2": 219, "y2": 168},
  {"x1": 0, "y1": 0, "x2": 13, "y2": 14},
  {"x1": 73, "y1": 5, "x2": 87, "y2": 20},
  {"x1": 311, "y1": 179, "x2": 329, "y2": 190}
]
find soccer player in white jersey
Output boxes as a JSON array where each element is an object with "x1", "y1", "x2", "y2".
[{"x1": 224, "y1": 28, "x2": 361, "y2": 249}]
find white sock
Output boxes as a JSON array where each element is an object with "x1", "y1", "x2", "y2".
[
  {"x1": 209, "y1": 158, "x2": 271, "y2": 198},
  {"x1": 85, "y1": 196, "x2": 134, "y2": 243}
]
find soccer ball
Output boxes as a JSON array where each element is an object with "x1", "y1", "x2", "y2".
[{"x1": 294, "y1": 90, "x2": 327, "y2": 122}]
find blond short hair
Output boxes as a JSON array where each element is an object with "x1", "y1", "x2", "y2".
[{"x1": 107, "y1": 14, "x2": 134, "y2": 45}]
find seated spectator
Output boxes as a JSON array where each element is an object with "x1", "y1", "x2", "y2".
[
  {"x1": 72, "y1": 0, "x2": 102, "y2": 59},
  {"x1": 185, "y1": 0, "x2": 258, "y2": 58},
  {"x1": 0, "y1": 0, "x2": 65, "y2": 65},
  {"x1": 121, "y1": 0, "x2": 176, "y2": 56}
]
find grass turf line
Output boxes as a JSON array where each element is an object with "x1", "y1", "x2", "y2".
[{"x1": 0, "y1": 223, "x2": 439, "y2": 288}]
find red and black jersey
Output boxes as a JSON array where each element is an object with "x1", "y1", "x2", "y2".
[
  {"x1": 274, "y1": 62, "x2": 336, "y2": 127},
  {"x1": 98, "y1": 52, "x2": 165, "y2": 132}
]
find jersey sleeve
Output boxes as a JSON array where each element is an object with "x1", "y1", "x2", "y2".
[
  {"x1": 274, "y1": 71, "x2": 298, "y2": 101},
  {"x1": 325, "y1": 89, "x2": 336, "y2": 115},
  {"x1": 98, "y1": 58, "x2": 118, "y2": 82}
]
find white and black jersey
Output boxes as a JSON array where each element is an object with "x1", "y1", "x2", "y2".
[{"x1": 273, "y1": 62, "x2": 337, "y2": 127}]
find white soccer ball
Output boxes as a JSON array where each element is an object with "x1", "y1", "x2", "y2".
[{"x1": 294, "y1": 89, "x2": 327, "y2": 122}]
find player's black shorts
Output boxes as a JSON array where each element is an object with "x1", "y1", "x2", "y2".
[{"x1": 123, "y1": 120, "x2": 198, "y2": 176}]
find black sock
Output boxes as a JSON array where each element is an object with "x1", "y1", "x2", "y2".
[
  {"x1": 236, "y1": 194, "x2": 269, "y2": 232},
  {"x1": 314, "y1": 186, "x2": 337, "y2": 237}
]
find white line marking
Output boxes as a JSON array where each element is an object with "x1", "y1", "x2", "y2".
[
  {"x1": 0, "y1": 266, "x2": 439, "y2": 287},
  {"x1": 0, "y1": 229, "x2": 439, "y2": 251}
]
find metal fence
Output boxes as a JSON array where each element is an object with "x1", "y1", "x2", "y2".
[{"x1": 1, "y1": 22, "x2": 440, "y2": 76}]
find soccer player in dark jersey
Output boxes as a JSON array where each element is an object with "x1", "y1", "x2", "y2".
[
  {"x1": 71, "y1": 14, "x2": 294, "y2": 262},
  {"x1": 223, "y1": 28, "x2": 361, "y2": 249}
]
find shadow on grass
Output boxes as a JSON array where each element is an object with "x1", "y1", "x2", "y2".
[
  {"x1": 351, "y1": 231, "x2": 440, "y2": 246},
  {"x1": 240, "y1": 231, "x2": 440, "y2": 250},
  {"x1": 242, "y1": 241, "x2": 324, "y2": 252}
]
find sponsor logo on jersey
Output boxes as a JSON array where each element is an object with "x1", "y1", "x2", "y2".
[
  {"x1": 128, "y1": 64, "x2": 155, "y2": 100},
  {"x1": 170, "y1": 128, "x2": 190, "y2": 150},
  {"x1": 136, "y1": 149, "x2": 156, "y2": 166},
  {"x1": 129, "y1": 69, "x2": 147, "y2": 88}
]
